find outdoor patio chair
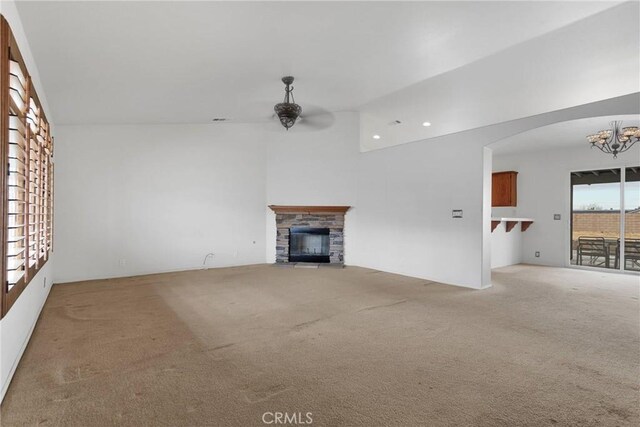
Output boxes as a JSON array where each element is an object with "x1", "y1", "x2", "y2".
[
  {"x1": 614, "y1": 238, "x2": 640, "y2": 270},
  {"x1": 577, "y1": 237, "x2": 609, "y2": 268}
]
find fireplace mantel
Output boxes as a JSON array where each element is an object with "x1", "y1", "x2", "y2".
[{"x1": 269, "y1": 205, "x2": 351, "y2": 214}]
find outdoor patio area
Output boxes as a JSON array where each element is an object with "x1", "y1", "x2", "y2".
[{"x1": 571, "y1": 210, "x2": 640, "y2": 271}]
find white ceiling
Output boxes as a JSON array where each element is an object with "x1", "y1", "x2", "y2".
[
  {"x1": 490, "y1": 114, "x2": 640, "y2": 155},
  {"x1": 358, "y1": 1, "x2": 640, "y2": 151},
  {"x1": 15, "y1": 1, "x2": 621, "y2": 125}
]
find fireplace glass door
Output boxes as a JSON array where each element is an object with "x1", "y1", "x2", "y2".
[{"x1": 289, "y1": 227, "x2": 330, "y2": 263}]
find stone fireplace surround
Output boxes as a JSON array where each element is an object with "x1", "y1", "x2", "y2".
[{"x1": 269, "y1": 206, "x2": 350, "y2": 264}]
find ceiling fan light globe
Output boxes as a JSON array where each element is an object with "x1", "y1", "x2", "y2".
[{"x1": 274, "y1": 102, "x2": 302, "y2": 130}]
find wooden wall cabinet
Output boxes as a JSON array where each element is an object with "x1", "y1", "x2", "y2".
[{"x1": 492, "y1": 171, "x2": 518, "y2": 207}]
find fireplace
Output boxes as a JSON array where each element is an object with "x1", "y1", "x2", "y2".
[
  {"x1": 269, "y1": 205, "x2": 350, "y2": 264},
  {"x1": 289, "y1": 227, "x2": 330, "y2": 263}
]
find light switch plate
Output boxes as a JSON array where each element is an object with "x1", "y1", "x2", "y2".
[
  {"x1": 554, "y1": 214, "x2": 561, "y2": 220},
  {"x1": 452, "y1": 210, "x2": 463, "y2": 218}
]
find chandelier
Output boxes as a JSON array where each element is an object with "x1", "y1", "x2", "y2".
[
  {"x1": 274, "y1": 76, "x2": 302, "y2": 130},
  {"x1": 587, "y1": 121, "x2": 640, "y2": 158}
]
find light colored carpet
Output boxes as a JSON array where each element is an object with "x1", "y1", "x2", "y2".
[{"x1": 1, "y1": 264, "x2": 638, "y2": 426}]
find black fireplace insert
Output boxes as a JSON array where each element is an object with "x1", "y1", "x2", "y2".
[{"x1": 289, "y1": 227, "x2": 330, "y2": 263}]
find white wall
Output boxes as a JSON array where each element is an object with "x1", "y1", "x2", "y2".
[
  {"x1": 0, "y1": 0, "x2": 55, "y2": 402},
  {"x1": 0, "y1": 263, "x2": 52, "y2": 401},
  {"x1": 267, "y1": 97, "x2": 639, "y2": 288},
  {"x1": 350, "y1": 138, "x2": 486, "y2": 288},
  {"x1": 265, "y1": 112, "x2": 360, "y2": 263},
  {"x1": 490, "y1": 224, "x2": 523, "y2": 268},
  {"x1": 56, "y1": 112, "x2": 489, "y2": 290},
  {"x1": 492, "y1": 143, "x2": 640, "y2": 267},
  {"x1": 54, "y1": 124, "x2": 267, "y2": 283},
  {"x1": 481, "y1": 147, "x2": 492, "y2": 285},
  {"x1": 266, "y1": 112, "x2": 487, "y2": 288}
]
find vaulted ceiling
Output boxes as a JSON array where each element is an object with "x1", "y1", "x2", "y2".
[
  {"x1": 490, "y1": 114, "x2": 640, "y2": 155},
  {"x1": 16, "y1": 0, "x2": 624, "y2": 130}
]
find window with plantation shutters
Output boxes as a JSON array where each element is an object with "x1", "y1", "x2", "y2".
[
  {"x1": 1, "y1": 15, "x2": 54, "y2": 316},
  {"x1": 7, "y1": 59, "x2": 27, "y2": 290}
]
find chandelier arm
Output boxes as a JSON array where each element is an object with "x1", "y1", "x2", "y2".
[
  {"x1": 592, "y1": 143, "x2": 610, "y2": 154},
  {"x1": 620, "y1": 139, "x2": 638, "y2": 153}
]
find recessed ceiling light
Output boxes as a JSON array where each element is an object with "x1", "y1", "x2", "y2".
[
  {"x1": 212, "y1": 118, "x2": 227, "y2": 122},
  {"x1": 373, "y1": 134, "x2": 381, "y2": 140},
  {"x1": 422, "y1": 122, "x2": 431, "y2": 127}
]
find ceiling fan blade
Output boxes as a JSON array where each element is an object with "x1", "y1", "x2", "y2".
[
  {"x1": 296, "y1": 104, "x2": 335, "y2": 130},
  {"x1": 211, "y1": 101, "x2": 336, "y2": 132},
  {"x1": 211, "y1": 116, "x2": 273, "y2": 124},
  {"x1": 297, "y1": 113, "x2": 334, "y2": 131},
  {"x1": 300, "y1": 105, "x2": 331, "y2": 117}
]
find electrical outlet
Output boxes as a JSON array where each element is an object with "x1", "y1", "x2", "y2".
[
  {"x1": 554, "y1": 214, "x2": 561, "y2": 220},
  {"x1": 452, "y1": 209, "x2": 463, "y2": 218},
  {"x1": 119, "y1": 259, "x2": 126, "y2": 267},
  {"x1": 44, "y1": 276, "x2": 47, "y2": 288},
  {"x1": 535, "y1": 251, "x2": 540, "y2": 258}
]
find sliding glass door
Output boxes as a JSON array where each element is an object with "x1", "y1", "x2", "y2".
[
  {"x1": 571, "y1": 169, "x2": 620, "y2": 270},
  {"x1": 571, "y1": 167, "x2": 639, "y2": 272},
  {"x1": 623, "y1": 168, "x2": 640, "y2": 271}
]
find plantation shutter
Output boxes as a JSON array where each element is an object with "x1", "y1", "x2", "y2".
[
  {"x1": 44, "y1": 124, "x2": 53, "y2": 258},
  {"x1": 1, "y1": 16, "x2": 54, "y2": 316},
  {"x1": 26, "y1": 97, "x2": 46, "y2": 270},
  {"x1": 6, "y1": 59, "x2": 28, "y2": 289}
]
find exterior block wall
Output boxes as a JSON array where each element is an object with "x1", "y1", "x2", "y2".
[{"x1": 573, "y1": 211, "x2": 640, "y2": 237}]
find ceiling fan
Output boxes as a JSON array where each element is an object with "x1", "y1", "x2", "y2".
[{"x1": 213, "y1": 76, "x2": 334, "y2": 131}]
